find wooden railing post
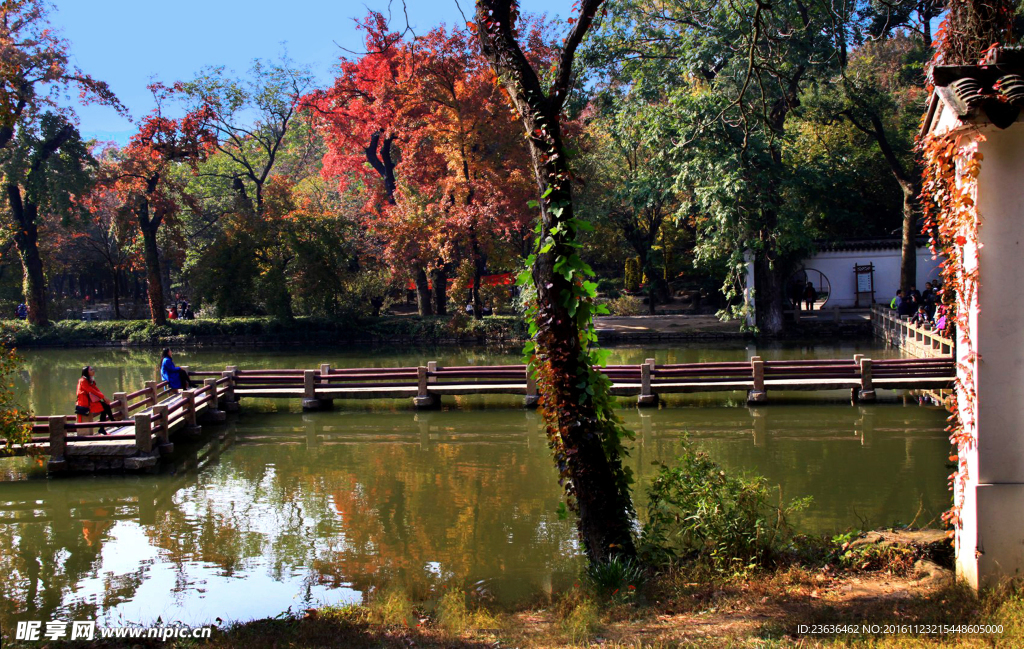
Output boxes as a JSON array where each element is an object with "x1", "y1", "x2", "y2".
[
  {"x1": 638, "y1": 358, "x2": 658, "y2": 407},
  {"x1": 135, "y1": 413, "x2": 153, "y2": 453},
  {"x1": 302, "y1": 369, "x2": 321, "y2": 411},
  {"x1": 851, "y1": 354, "x2": 865, "y2": 403},
  {"x1": 858, "y1": 358, "x2": 876, "y2": 402},
  {"x1": 203, "y1": 378, "x2": 227, "y2": 422},
  {"x1": 414, "y1": 366, "x2": 435, "y2": 409},
  {"x1": 524, "y1": 365, "x2": 539, "y2": 408},
  {"x1": 47, "y1": 415, "x2": 67, "y2": 472},
  {"x1": 222, "y1": 367, "x2": 239, "y2": 411},
  {"x1": 317, "y1": 364, "x2": 335, "y2": 410},
  {"x1": 151, "y1": 404, "x2": 172, "y2": 454},
  {"x1": 113, "y1": 392, "x2": 129, "y2": 420},
  {"x1": 747, "y1": 356, "x2": 767, "y2": 404},
  {"x1": 182, "y1": 389, "x2": 201, "y2": 436}
]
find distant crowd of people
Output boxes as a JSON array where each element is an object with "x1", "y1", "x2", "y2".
[
  {"x1": 890, "y1": 281, "x2": 947, "y2": 331},
  {"x1": 74, "y1": 348, "x2": 192, "y2": 435},
  {"x1": 168, "y1": 297, "x2": 195, "y2": 320},
  {"x1": 12, "y1": 298, "x2": 197, "y2": 321}
]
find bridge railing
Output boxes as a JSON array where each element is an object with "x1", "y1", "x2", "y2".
[
  {"x1": 5, "y1": 375, "x2": 237, "y2": 467},
  {"x1": 872, "y1": 304, "x2": 954, "y2": 358},
  {"x1": 5, "y1": 354, "x2": 957, "y2": 470}
]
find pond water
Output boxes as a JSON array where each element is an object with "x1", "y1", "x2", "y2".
[{"x1": 0, "y1": 342, "x2": 950, "y2": 628}]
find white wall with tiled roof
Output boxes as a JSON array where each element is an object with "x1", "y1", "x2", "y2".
[{"x1": 794, "y1": 247, "x2": 943, "y2": 308}]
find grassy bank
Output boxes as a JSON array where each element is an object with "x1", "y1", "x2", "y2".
[
  {"x1": 10, "y1": 557, "x2": 1022, "y2": 648},
  {"x1": 0, "y1": 315, "x2": 529, "y2": 347}
]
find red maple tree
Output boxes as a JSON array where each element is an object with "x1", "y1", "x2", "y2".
[
  {"x1": 96, "y1": 85, "x2": 214, "y2": 324},
  {"x1": 304, "y1": 14, "x2": 546, "y2": 316}
]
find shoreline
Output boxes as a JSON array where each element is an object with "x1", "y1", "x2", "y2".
[{"x1": 0, "y1": 314, "x2": 872, "y2": 349}]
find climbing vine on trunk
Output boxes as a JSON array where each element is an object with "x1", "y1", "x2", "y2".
[{"x1": 475, "y1": 0, "x2": 637, "y2": 563}]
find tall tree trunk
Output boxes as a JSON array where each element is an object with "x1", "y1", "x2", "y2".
[
  {"x1": 845, "y1": 113, "x2": 920, "y2": 296},
  {"x1": 112, "y1": 267, "x2": 121, "y2": 320},
  {"x1": 6, "y1": 185, "x2": 49, "y2": 326},
  {"x1": 530, "y1": 149, "x2": 637, "y2": 562},
  {"x1": 15, "y1": 226, "x2": 48, "y2": 326},
  {"x1": 141, "y1": 224, "x2": 166, "y2": 325},
  {"x1": 754, "y1": 254, "x2": 786, "y2": 335},
  {"x1": 472, "y1": 252, "x2": 486, "y2": 321},
  {"x1": 899, "y1": 184, "x2": 917, "y2": 292},
  {"x1": 430, "y1": 267, "x2": 448, "y2": 316},
  {"x1": 476, "y1": 0, "x2": 637, "y2": 564},
  {"x1": 414, "y1": 266, "x2": 433, "y2": 316}
]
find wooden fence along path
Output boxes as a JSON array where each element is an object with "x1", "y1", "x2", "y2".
[{"x1": 2, "y1": 355, "x2": 954, "y2": 473}]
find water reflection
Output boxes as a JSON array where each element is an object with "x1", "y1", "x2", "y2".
[
  {"x1": 1, "y1": 343, "x2": 947, "y2": 630},
  {"x1": 1, "y1": 401, "x2": 948, "y2": 628}
]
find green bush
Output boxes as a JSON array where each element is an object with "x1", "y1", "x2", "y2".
[
  {"x1": 0, "y1": 313, "x2": 530, "y2": 347},
  {"x1": 639, "y1": 437, "x2": 810, "y2": 573},
  {"x1": 584, "y1": 555, "x2": 646, "y2": 601},
  {"x1": 606, "y1": 295, "x2": 645, "y2": 316},
  {"x1": 595, "y1": 278, "x2": 621, "y2": 300}
]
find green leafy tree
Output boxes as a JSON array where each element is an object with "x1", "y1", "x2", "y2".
[
  {"x1": 592, "y1": 0, "x2": 849, "y2": 333},
  {"x1": 181, "y1": 58, "x2": 315, "y2": 319},
  {"x1": 3, "y1": 114, "x2": 93, "y2": 326},
  {"x1": 579, "y1": 90, "x2": 680, "y2": 313},
  {"x1": 802, "y1": 28, "x2": 929, "y2": 291}
]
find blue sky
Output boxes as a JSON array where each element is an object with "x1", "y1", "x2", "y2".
[{"x1": 53, "y1": 0, "x2": 572, "y2": 142}]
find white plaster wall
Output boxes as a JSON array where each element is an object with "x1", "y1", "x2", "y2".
[
  {"x1": 949, "y1": 119, "x2": 1024, "y2": 588},
  {"x1": 796, "y1": 248, "x2": 943, "y2": 308}
]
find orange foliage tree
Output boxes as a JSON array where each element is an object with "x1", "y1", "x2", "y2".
[{"x1": 304, "y1": 14, "x2": 538, "y2": 317}]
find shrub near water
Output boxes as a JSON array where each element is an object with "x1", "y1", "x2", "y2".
[
  {"x1": 605, "y1": 295, "x2": 645, "y2": 316},
  {"x1": 640, "y1": 438, "x2": 810, "y2": 573}
]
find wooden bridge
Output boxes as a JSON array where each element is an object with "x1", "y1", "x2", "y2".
[{"x1": 1, "y1": 355, "x2": 954, "y2": 473}]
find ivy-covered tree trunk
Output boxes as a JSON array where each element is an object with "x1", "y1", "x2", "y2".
[
  {"x1": 531, "y1": 142, "x2": 638, "y2": 562},
  {"x1": 6, "y1": 186, "x2": 49, "y2": 326},
  {"x1": 476, "y1": 0, "x2": 637, "y2": 563}
]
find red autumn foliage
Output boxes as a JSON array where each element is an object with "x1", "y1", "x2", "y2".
[
  {"x1": 303, "y1": 13, "x2": 556, "y2": 311},
  {"x1": 93, "y1": 84, "x2": 216, "y2": 324}
]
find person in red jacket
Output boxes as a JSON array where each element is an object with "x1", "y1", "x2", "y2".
[{"x1": 76, "y1": 366, "x2": 114, "y2": 434}]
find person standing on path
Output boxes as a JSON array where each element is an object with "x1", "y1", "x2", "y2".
[{"x1": 803, "y1": 282, "x2": 818, "y2": 311}]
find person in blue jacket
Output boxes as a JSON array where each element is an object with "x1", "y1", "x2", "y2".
[{"x1": 160, "y1": 348, "x2": 192, "y2": 390}]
